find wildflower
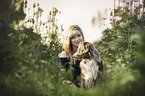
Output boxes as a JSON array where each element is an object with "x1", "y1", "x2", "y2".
[
  {"x1": 52, "y1": 7, "x2": 58, "y2": 14},
  {"x1": 110, "y1": 16, "x2": 121, "y2": 22},
  {"x1": 38, "y1": 7, "x2": 44, "y2": 12},
  {"x1": 52, "y1": 7, "x2": 58, "y2": 16},
  {"x1": 41, "y1": 60, "x2": 44, "y2": 63},
  {"x1": 35, "y1": 7, "x2": 44, "y2": 16},
  {"x1": 114, "y1": 16, "x2": 121, "y2": 21},
  {"x1": 118, "y1": 36, "x2": 121, "y2": 38},
  {"x1": 117, "y1": 59, "x2": 122, "y2": 62},
  {"x1": 28, "y1": 53, "x2": 32, "y2": 57}
]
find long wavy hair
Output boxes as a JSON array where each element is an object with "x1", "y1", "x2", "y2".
[{"x1": 63, "y1": 25, "x2": 85, "y2": 61}]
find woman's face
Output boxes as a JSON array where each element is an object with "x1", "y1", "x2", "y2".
[{"x1": 70, "y1": 30, "x2": 83, "y2": 47}]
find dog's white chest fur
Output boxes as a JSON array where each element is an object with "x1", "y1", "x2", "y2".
[{"x1": 80, "y1": 59, "x2": 99, "y2": 80}]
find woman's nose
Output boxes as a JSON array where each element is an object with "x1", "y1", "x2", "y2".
[
  {"x1": 75, "y1": 36, "x2": 79, "y2": 40},
  {"x1": 76, "y1": 38, "x2": 81, "y2": 42}
]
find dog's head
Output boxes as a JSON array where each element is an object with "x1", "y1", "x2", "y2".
[{"x1": 73, "y1": 42, "x2": 94, "y2": 59}]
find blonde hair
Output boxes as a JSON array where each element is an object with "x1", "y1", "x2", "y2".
[{"x1": 63, "y1": 25, "x2": 85, "y2": 61}]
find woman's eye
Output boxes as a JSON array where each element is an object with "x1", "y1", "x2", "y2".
[
  {"x1": 71, "y1": 36, "x2": 75, "y2": 39},
  {"x1": 78, "y1": 34, "x2": 81, "y2": 37}
]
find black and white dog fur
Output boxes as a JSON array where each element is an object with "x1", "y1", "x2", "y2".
[{"x1": 73, "y1": 42, "x2": 104, "y2": 88}]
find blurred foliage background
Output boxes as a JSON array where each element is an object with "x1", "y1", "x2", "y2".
[{"x1": 0, "y1": 0, "x2": 145, "y2": 96}]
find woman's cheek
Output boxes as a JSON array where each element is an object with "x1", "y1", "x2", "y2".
[{"x1": 71, "y1": 39, "x2": 75, "y2": 44}]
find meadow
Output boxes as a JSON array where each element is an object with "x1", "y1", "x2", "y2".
[{"x1": 0, "y1": 0, "x2": 145, "y2": 96}]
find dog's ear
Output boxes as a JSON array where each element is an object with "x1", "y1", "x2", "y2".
[
  {"x1": 83, "y1": 42, "x2": 94, "y2": 57},
  {"x1": 88, "y1": 44, "x2": 95, "y2": 57},
  {"x1": 89, "y1": 44, "x2": 102, "y2": 63}
]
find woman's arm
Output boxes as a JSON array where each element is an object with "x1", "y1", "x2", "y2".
[{"x1": 58, "y1": 51, "x2": 70, "y2": 71}]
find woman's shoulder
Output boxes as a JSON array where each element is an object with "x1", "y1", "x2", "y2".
[{"x1": 59, "y1": 51, "x2": 69, "y2": 58}]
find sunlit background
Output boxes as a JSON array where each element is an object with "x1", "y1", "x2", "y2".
[{"x1": 26, "y1": 0, "x2": 114, "y2": 42}]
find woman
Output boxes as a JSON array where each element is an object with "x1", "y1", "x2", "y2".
[{"x1": 58, "y1": 25, "x2": 85, "y2": 87}]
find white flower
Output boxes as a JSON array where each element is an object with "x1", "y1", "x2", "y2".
[
  {"x1": 110, "y1": 16, "x2": 121, "y2": 22},
  {"x1": 117, "y1": 59, "x2": 122, "y2": 62},
  {"x1": 114, "y1": 16, "x2": 121, "y2": 21}
]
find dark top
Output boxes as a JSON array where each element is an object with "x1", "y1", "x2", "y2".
[{"x1": 58, "y1": 57, "x2": 81, "y2": 86}]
